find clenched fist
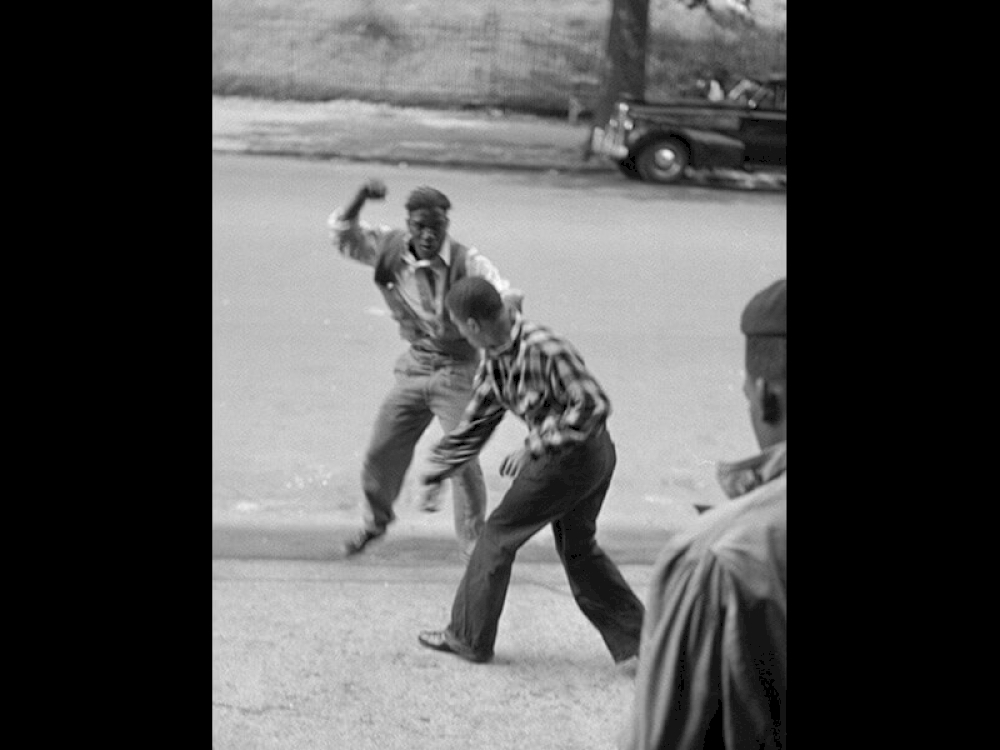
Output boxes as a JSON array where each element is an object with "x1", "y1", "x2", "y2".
[{"x1": 362, "y1": 178, "x2": 387, "y2": 200}]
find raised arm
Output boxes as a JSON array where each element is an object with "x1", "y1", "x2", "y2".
[
  {"x1": 341, "y1": 178, "x2": 386, "y2": 221},
  {"x1": 326, "y1": 178, "x2": 391, "y2": 266}
]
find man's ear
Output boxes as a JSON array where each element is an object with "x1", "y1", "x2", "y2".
[
  {"x1": 466, "y1": 318, "x2": 481, "y2": 334},
  {"x1": 756, "y1": 378, "x2": 784, "y2": 425},
  {"x1": 446, "y1": 308, "x2": 465, "y2": 327}
]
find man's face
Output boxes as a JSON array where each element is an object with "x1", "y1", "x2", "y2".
[
  {"x1": 449, "y1": 311, "x2": 487, "y2": 349},
  {"x1": 743, "y1": 371, "x2": 785, "y2": 450},
  {"x1": 407, "y1": 208, "x2": 449, "y2": 260}
]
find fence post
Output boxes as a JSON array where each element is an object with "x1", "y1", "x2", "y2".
[{"x1": 484, "y1": 10, "x2": 500, "y2": 105}]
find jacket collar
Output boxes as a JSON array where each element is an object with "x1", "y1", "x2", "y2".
[{"x1": 716, "y1": 441, "x2": 786, "y2": 499}]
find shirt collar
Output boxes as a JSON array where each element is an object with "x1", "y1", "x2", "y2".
[
  {"x1": 484, "y1": 313, "x2": 523, "y2": 358},
  {"x1": 407, "y1": 236, "x2": 452, "y2": 267},
  {"x1": 715, "y1": 441, "x2": 786, "y2": 499}
]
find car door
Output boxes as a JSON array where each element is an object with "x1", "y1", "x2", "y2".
[{"x1": 738, "y1": 108, "x2": 786, "y2": 167}]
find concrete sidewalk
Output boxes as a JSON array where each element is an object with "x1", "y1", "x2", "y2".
[
  {"x1": 212, "y1": 96, "x2": 606, "y2": 173},
  {"x1": 212, "y1": 511, "x2": 673, "y2": 749},
  {"x1": 212, "y1": 509, "x2": 681, "y2": 566},
  {"x1": 211, "y1": 95, "x2": 786, "y2": 189},
  {"x1": 213, "y1": 558, "x2": 650, "y2": 750}
]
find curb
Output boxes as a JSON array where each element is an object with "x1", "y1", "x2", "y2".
[
  {"x1": 213, "y1": 146, "x2": 786, "y2": 190},
  {"x1": 212, "y1": 518, "x2": 677, "y2": 566},
  {"x1": 211, "y1": 146, "x2": 612, "y2": 174}
]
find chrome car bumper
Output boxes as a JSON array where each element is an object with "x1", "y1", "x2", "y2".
[{"x1": 591, "y1": 126, "x2": 629, "y2": 159}]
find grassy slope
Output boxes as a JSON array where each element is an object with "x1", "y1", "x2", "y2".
[
  {"x1": 212, "y1": 0, "x2": 786, "y2": 27},
  {"x1": 212, "y1": 0, "x2": 786, "y2": 112}
]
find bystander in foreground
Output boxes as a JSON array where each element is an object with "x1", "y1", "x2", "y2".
[{"x1": 620, "y1": 277, "x2": 786, "y2": 749}]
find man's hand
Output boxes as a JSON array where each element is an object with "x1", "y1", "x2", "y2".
[
  {"x1": 342, "y1": 178, "x2": 386, "y2": 221},
  {"x1": 362, "y1": 178, "x2": 387, "y2": 200},
  {"x1": 499, "y1": 447, "x2": 530, "y2": 479},
  {"x1": 415, "y1": 478, "x2": 444, "y2": 513}
]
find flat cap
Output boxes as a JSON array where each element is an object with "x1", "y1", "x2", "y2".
[
  {"x1": 405, "y1": 186, "x2": 451, "y2": 213},
  {"x1": 740, "y1": 278, "x2": 786, "y2": 336}
]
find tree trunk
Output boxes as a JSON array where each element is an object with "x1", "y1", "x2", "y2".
[{"x1": 584, "y1": 0, "x2": 649, "y2": 159}]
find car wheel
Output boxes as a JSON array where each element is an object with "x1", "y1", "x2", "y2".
[
  {"x1": 635, "y1": 137, "x2": 689, "y2": 184},
  {"x1": 617, "y1": 158, "x2": 642, "y2": 180}
]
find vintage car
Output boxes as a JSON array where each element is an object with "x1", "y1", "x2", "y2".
[{"x1": 591, "y1": 73, "x2": 786, "y2": 184}]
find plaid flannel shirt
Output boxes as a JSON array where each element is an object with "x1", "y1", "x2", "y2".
[{"x1": 425, "y1": 316, "x2": 611, "y2": 481}]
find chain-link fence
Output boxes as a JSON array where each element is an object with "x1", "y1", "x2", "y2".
[
  {"x1": 213, "y1": 11, "x2": 608, "y2": 115},
  {"x1": 213, "y1": 6, "x2": 785, "y2": 116}
]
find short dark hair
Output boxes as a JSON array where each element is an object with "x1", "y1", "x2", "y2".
[
  {"x1": 746, "y1": 336, "x2": 786, "y2": 383},
  {"x1": 446, "y1": 277, "x2": 503, "y2": 322},
  {"x1": 405, "y1": 186, "x2": 451, "y2": 213}
]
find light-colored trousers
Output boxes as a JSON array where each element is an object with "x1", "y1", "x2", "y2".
[{"x1": 360, "y1": 348, "x2": 486, "y2": 560}]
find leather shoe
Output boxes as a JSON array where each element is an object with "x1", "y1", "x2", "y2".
[
  {"x1": 417, "y1": 630, "x2": 492, "y2": 663},
  {"x1": 342, "y1": 528, "x2": 383, "y2": 557}
]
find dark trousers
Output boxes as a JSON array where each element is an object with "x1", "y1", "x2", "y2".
[{"x1": 444, "y1": 428, "x2": 645, "y2": 662}]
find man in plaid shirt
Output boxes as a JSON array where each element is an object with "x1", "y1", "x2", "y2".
[{"x1": 416, "y1": 276, "x2": 645, "y2": 669}]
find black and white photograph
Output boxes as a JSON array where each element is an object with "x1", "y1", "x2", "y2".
[{"x1": 212, "y1": 1, "x2": 787, "y2": 748}]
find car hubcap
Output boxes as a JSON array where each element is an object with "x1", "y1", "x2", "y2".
[{"x1": 653, "y1": 147, "x2": 680, "y2": 173}]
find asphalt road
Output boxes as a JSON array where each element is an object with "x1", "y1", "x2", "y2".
[{"x1": 212, "y1": 153, "x2": 786, "y2": 540}]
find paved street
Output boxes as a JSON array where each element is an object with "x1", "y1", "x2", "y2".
[{"x1": 212, "y1": 154, "x2": 786, "y2": 534}]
